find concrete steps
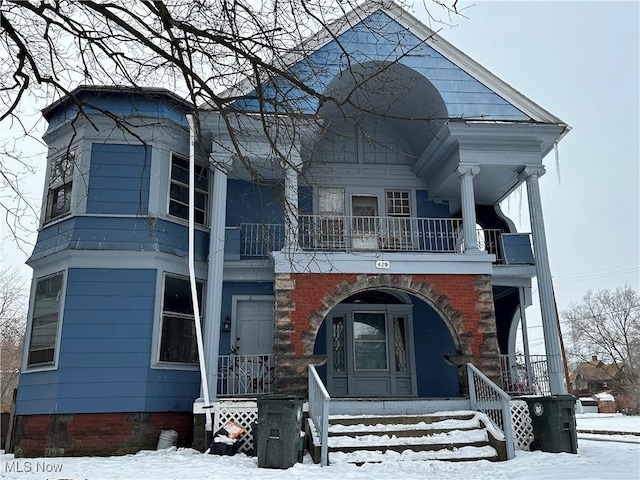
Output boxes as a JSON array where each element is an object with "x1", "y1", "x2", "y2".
[{"x1": 308, "y1": 410, "x2": 507, "y2": 464}]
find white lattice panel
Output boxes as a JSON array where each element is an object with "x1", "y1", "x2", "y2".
[
  {"x1": 510, "y1": 400, "x2": 534, "y2": 451},
  {"x1": 214, "y1": 400, "x2": 258, "y2": 453}
]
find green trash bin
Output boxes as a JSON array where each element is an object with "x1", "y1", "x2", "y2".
[
  {"x1": 257, "y1": 395, "x2": 304, "y2": 469},
  {"x1": 526, "y1": 394, "x2": 578, "y2": 453}
]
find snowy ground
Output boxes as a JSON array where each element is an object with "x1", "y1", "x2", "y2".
[{"x1": 1, "y1": 414, "x2": 638, "y2": 480}]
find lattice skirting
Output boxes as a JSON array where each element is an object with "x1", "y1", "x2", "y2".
[
  {"x1": 214, "y1": 400, "x2": 258, "y2": 453},
  {"x1": 510, "y1": 399, "x2": 534, "y2": 451}
]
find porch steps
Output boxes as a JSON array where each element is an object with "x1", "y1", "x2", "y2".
[{"x1": 309, "y1": 410, "x2": 507, "y2": 464}]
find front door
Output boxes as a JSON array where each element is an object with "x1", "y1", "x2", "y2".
[
  {"x1": 326, "y1": 303, "x2": 416, "y2": 397},
  {"x1": 234, "y1": 298, "x2": 274, "y2": 355}
]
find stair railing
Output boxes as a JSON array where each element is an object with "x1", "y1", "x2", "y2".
[
  {"x1": 308, "y1": 364, "x2": 330, "y2": 466},
  {"x1": 467, "y1": 363, "x2": 515, "y2": 460}
]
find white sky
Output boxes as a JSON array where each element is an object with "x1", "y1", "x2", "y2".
[
  {"x1": 1, "y1": 0, "x2": 639, "y2": 356},
  {"x1": 414, "y1": 0, "x2": 640, "y2": 352}
]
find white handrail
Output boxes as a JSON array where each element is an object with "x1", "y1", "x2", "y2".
[
  {"x1": 308, "y1": 364, "x2": 330, "y2": 466},
  {"x1": 467, "y1": 363, "x2": 515, "y2": 460}
]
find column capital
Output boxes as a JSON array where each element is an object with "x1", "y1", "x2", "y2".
[
  {"x1": 457, "y1": 164, "x2": 480, "y2": 177},
  {"x1": 518, "y1": 165, "x2": 546, "y2": 181}
]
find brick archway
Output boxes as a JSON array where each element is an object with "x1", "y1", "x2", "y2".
[{"x1": 273, "y1": 273, "x2": 499, "y2": 395}]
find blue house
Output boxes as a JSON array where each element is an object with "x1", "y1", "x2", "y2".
[{"x1": 13, "y1": 3, "x2": 570, "y2": 460}]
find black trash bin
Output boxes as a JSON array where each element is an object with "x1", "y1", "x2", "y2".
[
  {"x1": 257, "y1": 395, "x2": 304, "y2": 469},
  {"x1": 526, "y1": 394, "x2": 578, "y2": 453}
]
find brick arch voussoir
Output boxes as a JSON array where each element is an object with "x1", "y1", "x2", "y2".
[{"x1": 302, "y1": 274, "x2": 466, "y2": 357}]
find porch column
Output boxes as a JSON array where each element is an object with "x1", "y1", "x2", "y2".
[
  {"x1": 457, "y1": 164, "x2": 480, "y2": 252},
  {"x1": 282, "y1": 155, "x2": 302, "y2": 251},
  {"x1": 518, "y1": 166, "x2": 566, "y2": 394},
  {"x1": 204, "y1": 154, "x2": 233, "y2": 400}
]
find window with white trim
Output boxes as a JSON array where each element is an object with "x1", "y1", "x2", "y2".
[
  {"x1": 169, "y1": 153, "x2": 209, "y2": 225},
  {"x1": 27, "y1": 272, "x2": 64, "y2": 367},
  {"x1": 385, "y1": 190, "x2": 412, "y2": 248},
  {"x1": 45, "y1": 150, "x2": 75, "y2": 222},
  {"x1": 159, "y1": 274, "x2": 204, "y2": 364}
]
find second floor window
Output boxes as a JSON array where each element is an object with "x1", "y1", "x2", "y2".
[
  {"x1": 45, "y1": 150, "x2": 75, "y2": 222},
  {"x1": 169, "y1": 154, "x2": 209, "y2": 226}
]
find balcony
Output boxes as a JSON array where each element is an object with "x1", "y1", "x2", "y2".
[{"x1": 236, "y1": 215, "x2": 505, "y2": 262}]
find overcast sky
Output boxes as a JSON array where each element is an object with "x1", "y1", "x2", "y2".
[
  {"x1": 2, "y1": 1, "x2": 639, "y2": 354},
  {"x1": 417, "y1": 0, "x2": 640, "y2": 351}
]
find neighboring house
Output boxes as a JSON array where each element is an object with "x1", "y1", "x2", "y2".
[
  {"x1": 13, "y1": 4, "x2": 570, "y2": 457},
  {"x1": 570, "y1": 355, "x2": 620, "y2": 397},
  {"x1": 570, "y1": 355, "x2": 638, "y2": 413}
]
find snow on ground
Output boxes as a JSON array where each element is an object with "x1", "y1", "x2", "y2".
[
  {"x1": 1, "y1": 414, "x2": 638, "y2": 480},
  {"x1": 576, "y1": 413, "x2": 640, "y2": 434}
]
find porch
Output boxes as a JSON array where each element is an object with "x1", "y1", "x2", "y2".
[
  {"x1": 231, "y1": 216, "x2": 508, "y2": 261},
  {"x1": 215, "y1": 353, "x2": 551, "y2": 400}
]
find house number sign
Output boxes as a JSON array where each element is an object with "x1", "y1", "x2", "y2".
[{"x1": 376, "y1": 260, "x2": 390, "y2": 269}]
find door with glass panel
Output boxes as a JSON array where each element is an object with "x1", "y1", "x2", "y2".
[
  {"x1": 350, "y1": 195, "x2": 379, "y2": 250},
  {"x1": 326, "y1": 305, "x2": 416, "y2": 397}
]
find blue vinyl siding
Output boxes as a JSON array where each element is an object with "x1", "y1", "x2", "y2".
[
  {"x1": 416, "y1": 189, "x2": 449, "y2": 218},
  {"x1": 29, "y1": 217, "x2": 209, "y2": 263},
  {"x1": 226, "y1": 179, "x2": 284, "y2": 227},
  {"x1": 411, "y1": 298, "x2": 459, "y2": 397},
  {"x1": 17, "y1": 268, "x2": 199, "y2": 414},
  {"x1": 87, "y1": 144, "x2": 152, "y2": 215},
  {"x1": 232, "y1": 11, "x2": 529, "y2": 121},
  {"x1": 57, "y1": 268, "x2": 154, "y2": 413}
]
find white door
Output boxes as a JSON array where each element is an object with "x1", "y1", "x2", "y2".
[
  {"x1": 351, "y1": 195, "x2": 379, "y2": 250},
  {"x1": 234, "y1": 299, "x2": 274, "y2": 355}
]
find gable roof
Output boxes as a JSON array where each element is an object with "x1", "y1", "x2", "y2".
[{"x1": 219, "y1": 1, "x2": 568, "y2": 129}]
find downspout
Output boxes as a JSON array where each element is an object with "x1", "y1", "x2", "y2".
[{"x1": 186, "y1": 114, "x2": 213, "y2": 443}]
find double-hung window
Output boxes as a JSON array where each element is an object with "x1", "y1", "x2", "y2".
[
  {"x1": 385, "y1": 190, "x2": 412, "y2": 248},
  {"x1": 168, "y1": 154, "x2": 209, "y2": 225},
  {"x1": 159, "y1": 274, "x2": 204, "y2": 365},
  {"x1": 45, "y1": 150, "x2": 75, "y2": 222},
  {"x1": 27, "y1": 272, "x2": 64, "y2": 367}
]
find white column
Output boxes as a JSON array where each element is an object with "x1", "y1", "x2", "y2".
[
  {"x1": 519, "y1": 166, "x2": 566, "y2": 394},
  {"x1": 204, "y1": 155, "x2": 233, "y2": 401},
  {"x1": 457, "y1": 164, "x2": 480, "y2": 252},
  {"x1": 282, "y1": 156, "x2": 301, "y2": 251}
]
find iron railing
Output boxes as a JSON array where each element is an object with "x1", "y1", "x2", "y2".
[
  {"x1": 308, "y1": 364, "x2": 330, "y2": 467},
  {"x1": 467, "y1": 363, "x2": 515, "y2": 460},
  {"x1": 239, "y1": 218, "x2": 504, "y2": 260},
  {"x1": 217, "y1": 354, "x2": 274, "y2": 397},
  {"x1": 499, "y1": 354, "x2": 551, "y2": 397}
]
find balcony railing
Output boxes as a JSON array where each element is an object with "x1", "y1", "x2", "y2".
[
  {"x1": 499, "y1": 354, "x2": 551, "y2": 397},
  {"x1": 217, "y1": 354, "x2": 274, "y2": 397},
  {"x1": 238, "y1": 216, "x2": 504, "y2": 261}
]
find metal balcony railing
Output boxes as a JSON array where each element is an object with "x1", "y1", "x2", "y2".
[
  {"x1": 217, "y1": 354, "x2": 275, "y2": 397},
  {"x1": 238, "y1": 217, "x2": 504, "y2": 261},
  {"x1": 499, "y1": 354, "x2": 551, "y2": 397}
]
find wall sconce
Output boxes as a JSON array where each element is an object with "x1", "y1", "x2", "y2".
[{"x1": 221, "y1": 314, "x2": 231, "y2": 333}]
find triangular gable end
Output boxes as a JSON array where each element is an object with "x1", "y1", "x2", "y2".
[{"x1": 223, "y1": 1, "x2": 567, "y2": 127}]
